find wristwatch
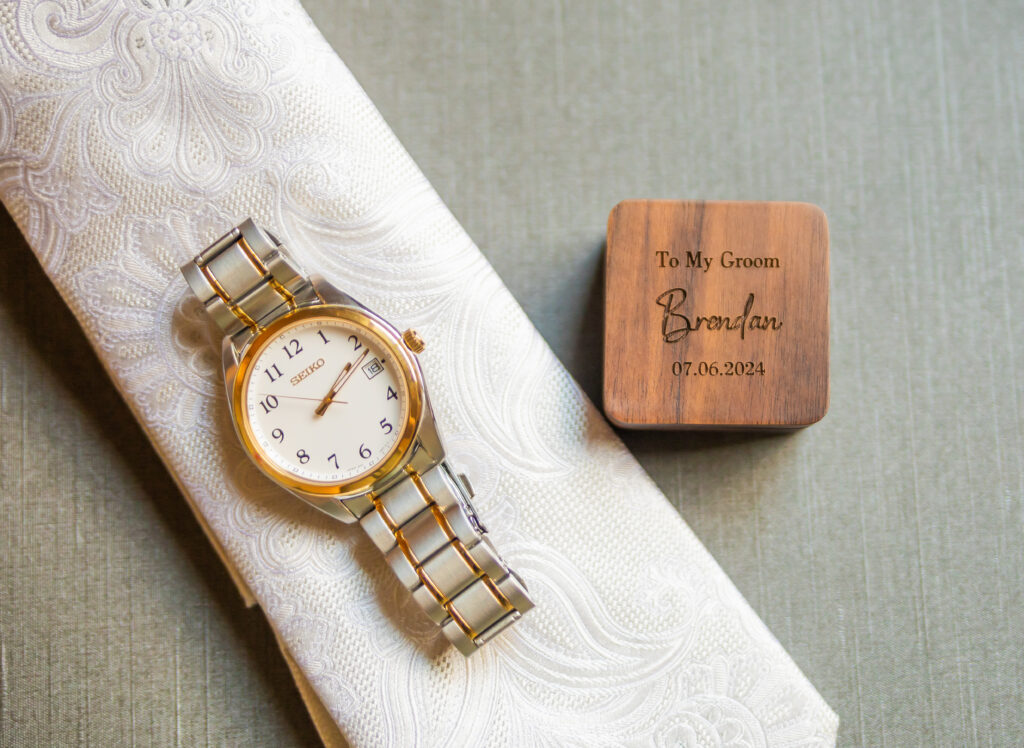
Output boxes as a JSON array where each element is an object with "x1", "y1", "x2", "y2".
[{"x1": 180, "y1": 218, "x2": 534, "y2": 655}]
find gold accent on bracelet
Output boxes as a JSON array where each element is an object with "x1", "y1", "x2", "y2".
[
  {"x1": 237, "y1": 235, "x2": 297, "y2": 310},
  {"x1": 370, "y1": 493, "x2": 477, "y2": 639},
  {"x1": 407, "y1": 471, "x2": 516, "y2": 613},
  {"x1": 197, "y1": 261, "x2": 260, "y2": 331}
]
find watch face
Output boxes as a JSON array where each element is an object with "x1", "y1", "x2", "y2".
[{"x1": 237, "y1": 309, "x2": 416, "y2": 488}]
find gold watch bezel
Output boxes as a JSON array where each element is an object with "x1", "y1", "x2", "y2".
[{"x1": 230, "y1": 304, "x2": 425, "y2": 499}]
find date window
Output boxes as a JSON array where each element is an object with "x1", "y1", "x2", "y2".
[{"x1": 362, "y1": 357, "x2": 384, "y2": 380}]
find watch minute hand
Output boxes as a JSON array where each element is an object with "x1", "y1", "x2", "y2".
[
  {"x1": 314, "y1": 349, "x2": 369, "y2": 416},
  {"x1": 333, "y1": 349, "x2": 369, "y2": 396}
]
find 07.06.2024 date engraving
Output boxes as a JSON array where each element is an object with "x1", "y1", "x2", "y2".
[{"x1": 671, "y1": 360, "x2": 766, "y2": 376}]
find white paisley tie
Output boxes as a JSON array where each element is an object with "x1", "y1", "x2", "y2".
[{"x1": 0, "y1": 1, "x2": 838, "y2": 745}]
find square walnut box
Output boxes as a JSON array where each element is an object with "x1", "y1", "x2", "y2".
[{"x1": 603, "y1": 200, "x2": 830, "y2": 429}]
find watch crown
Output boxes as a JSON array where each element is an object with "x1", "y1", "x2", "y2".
[{"x1": 402, "y1": 328, "x2": 425, "y2": 354}]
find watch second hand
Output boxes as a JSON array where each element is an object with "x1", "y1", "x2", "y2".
[{"x1": 254, "y1": 394, "x2": 348, "y2": 405}]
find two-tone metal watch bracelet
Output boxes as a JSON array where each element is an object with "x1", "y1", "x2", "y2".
[
  {"x1": 362, "y1": 459, "x2": 534, "y2": 654},
  {"x1": 180, "y1": 219, "x2": 322, "y2": 339},
  {"x1": 181, "y1": 219, "x2": 534, "y2": 655}
]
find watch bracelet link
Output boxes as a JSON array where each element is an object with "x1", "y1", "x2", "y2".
[
  {"x1": 361, "y1": 459, "x2": 533, "y2": 655},
  {"x1": 182, "y1": 219, "x2": 534, "y2": 655},
  {"x1": 181, "y1": 218, "x2": 321, "y2": 338}
]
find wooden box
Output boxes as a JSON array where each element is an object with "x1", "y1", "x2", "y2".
[{"x1": 603, "y1": 200, "x2": 829, "y2": 429}]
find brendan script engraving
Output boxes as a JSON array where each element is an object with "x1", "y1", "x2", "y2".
[{"x1": 655, "y1": 288, "x2": 783, "y2": 343}]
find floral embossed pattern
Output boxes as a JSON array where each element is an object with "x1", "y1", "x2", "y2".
[
  {"x1": 75, "y1": 206, "x2": 228, "y2": 432},
  {"x1": 97, "y1": 0, "x2": 275, "y2": 191},
  {"x1": 0, "y1": 1, "x2": 837, "y2": 745}
]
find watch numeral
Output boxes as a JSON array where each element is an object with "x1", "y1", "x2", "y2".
[
  {"x1": 296, "y1": 449, "x2": 310, "y2": 464},
  {"x1": 348, "y1": 335, "x2": 362, "y2": 352},
  {"x1": 259, "y1": 394, "x2": 279, "y2": 414},
  {"x1": 282, "y1": 339, "x2": 303, "y2": 359},
  {"x1": 317, "y1": 329, "x2": 330, "y2": 345},
  {"x1": 379, "y1": 418, "x2": 393, "y2": 434},
  {"x1": 263, "y1": 363, "x2": 282, "y2": 384},
  {"x1": 271, "y1": 428, "x2": 285, "y2": 443},
  {"x1": 327, "y1": 453, "x2": 339, "y2": 469},
  {"x1": 386, "y1": 386, "x2": 397, "y2": 401},
  {"x1": 358, "y1": 443, "x2": 371, "y2": 459}
]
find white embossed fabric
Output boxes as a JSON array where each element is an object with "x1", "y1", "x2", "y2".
[{"x1": 0, "y1": 1, "x2": 838, "y2": 745}]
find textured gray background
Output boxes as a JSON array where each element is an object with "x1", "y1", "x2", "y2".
[{"x1": 2, "y1": 1, "x2": 1023, "y2": 746}]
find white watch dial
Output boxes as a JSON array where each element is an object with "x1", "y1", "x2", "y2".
[{"x1": 241, "y1": 315, "x2": 411, "y2": 485}]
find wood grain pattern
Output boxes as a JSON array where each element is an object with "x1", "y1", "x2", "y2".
[{"x1": 604, "y1": 200, "x2": 829, "y2": 429}]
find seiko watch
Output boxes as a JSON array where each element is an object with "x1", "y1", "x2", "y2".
[{"x1": 181, "y1": 218, "x2": 534, "y2": 655}]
